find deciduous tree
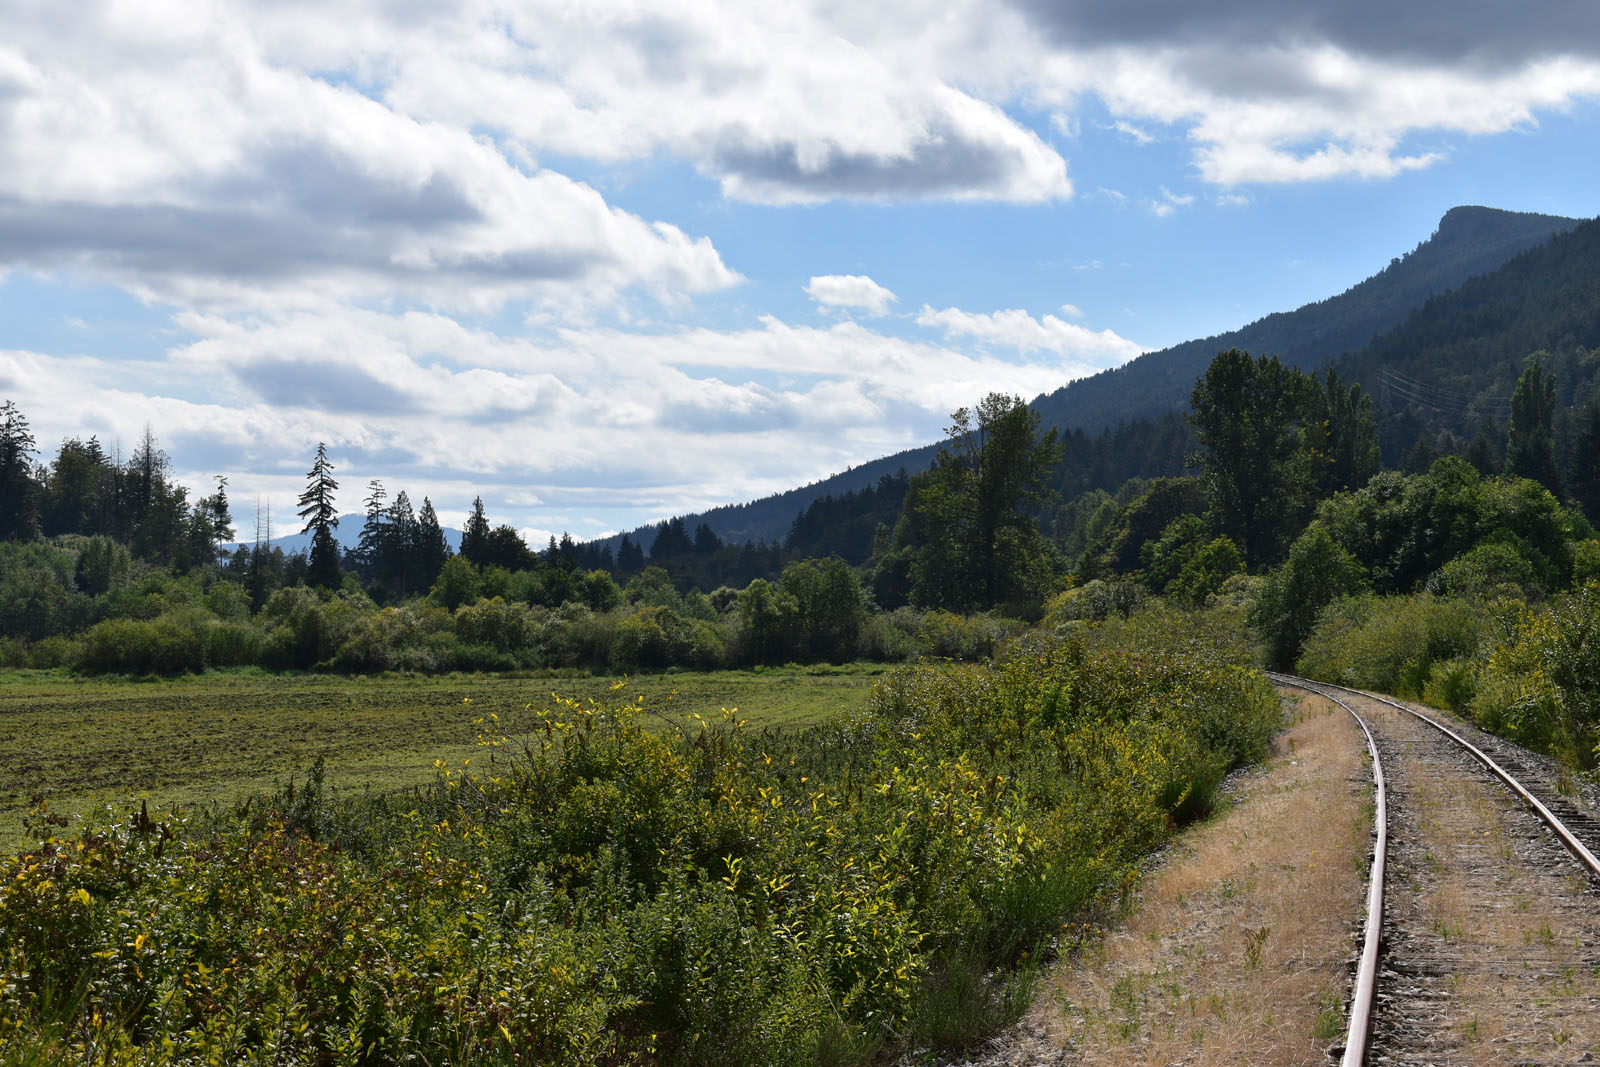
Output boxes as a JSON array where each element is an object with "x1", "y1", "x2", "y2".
[{"x1": 1188, "y1": 350, "x2": 1314, "y2": 569}]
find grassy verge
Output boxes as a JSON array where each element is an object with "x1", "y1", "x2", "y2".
[{"x1": 0, "y1": 664, "x2": 884, "y2": 850}]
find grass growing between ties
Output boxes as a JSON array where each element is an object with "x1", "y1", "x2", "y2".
[
  {"x1": 0, "y1": 636, "x2": 1277, "y2": 1065},
  {"x1": 0, "y1": 665, "x2": 882, "y2": 851}
]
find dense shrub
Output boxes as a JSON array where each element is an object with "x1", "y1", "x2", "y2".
[
  {"x1": 1250, "y1": 523, "x2": 1369, "y2": 670},
  {"x1": 1166, "y1": 536, "x2": 1244, "y2": 607},
  {"x1": 613, "y1": 605, "x2": 726, "y2": 671},
  {"x1": 78, "y1": 615, "x2": 207, "y2": 675},
  {"x1": 1043, "y1": 578, "x2": 1144, "y2": 623},
  {"x1": 1428, "y1": 540, "x2": 1543, "y2": 600},
  {"x1": 913, "y1": 610, "x2": 1019, "y2": 661},
  {"x1": 0, "y1": 636, "x2": 1279, "y2": 1065},
  {"x1": 454, "y1": 596, "x2": 534, "y2": 654},
  {"x1": 1295, "y1": 594, "x2": 1487, "y2": 696},
  {"x1": 1469, "y1": 583, "x2": 1600, "y2": 768}
]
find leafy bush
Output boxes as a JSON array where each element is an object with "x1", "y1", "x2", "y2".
[
  {"x1": 77, "y1": 614, "x2": 207, "y2": 675},
  {"x1": 1251, "y1": 523, "x2": 1369, "y2": 670},
  {"x1": 1043, "y1": 578, "x2": 1144, "y2": 623},
  {"x1": 454, "y1": 596, "x2": 534, "y2": 654},
  {"x1": 1166, "y1": 536, "x2": 1244, "y2": 607},
  {"x1": 1469, "y1": 583, "x2": 1600, "y2": 768},
  {"x1": 613, "y1": 606, "x2": 726, "y2": 672},
  {"x1": 1429, "y1": 540, "x2": 1543, "y2": 600},
  {"x1": 1295, "y1": 594, "x2": 1485, "y2": 697}
]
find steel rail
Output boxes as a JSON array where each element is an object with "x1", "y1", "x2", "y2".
[
  {"x1": 1268, "y1": 673, "x2": 1386, "y2": 1067},
  {"x1": 1283, "y1": 674, "x2": 1600, "y2": 881}
]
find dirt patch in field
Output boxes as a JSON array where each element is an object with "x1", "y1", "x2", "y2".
[{"x1": 976, "y1": 691, "x2": 1370, "y2": 1065}]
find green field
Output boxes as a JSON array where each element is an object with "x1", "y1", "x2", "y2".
[{"x1": 0, "y1": 664, "x2": 884, "y2": 849}]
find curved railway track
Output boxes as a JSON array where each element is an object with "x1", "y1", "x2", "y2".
[{"x1": 1271, "y1": 674, "x2": 1600, "y2": 1066}]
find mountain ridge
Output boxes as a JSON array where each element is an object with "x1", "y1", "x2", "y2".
[{"x1": 586, "y1": 205, "x2": 1581, "y2": 553}]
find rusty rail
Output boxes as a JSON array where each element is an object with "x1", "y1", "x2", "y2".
[
  {"x1": 1290, "y1": 675, "x2": 1600, "y2": 882},
  {"x1": 1268, "y1": 673, "x2": 1385, "y2": 1067}
]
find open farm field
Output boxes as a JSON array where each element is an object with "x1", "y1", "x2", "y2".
[{"x1": 0, "y1": 664, "x2": 883, "y2": 849}]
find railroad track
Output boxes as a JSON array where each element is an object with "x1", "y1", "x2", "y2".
[{"x1": 1271, "y1": 674, "x2": 1600, "y2": 1065}]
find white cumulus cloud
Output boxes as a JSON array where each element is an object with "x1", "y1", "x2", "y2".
[
  {"x1": 915, "y1": 305, "x2": 1143, "y2": 363},
  {"x1": 805, "y1": 274, "x2": 898, "y2": 316}
]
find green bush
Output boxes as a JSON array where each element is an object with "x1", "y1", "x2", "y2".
[
  {"x1": 1430, "y1": 541, "x2": 1542, "y2": 600},
  {"x1": 1166, "y1": 536, "x2": 1244, "y2": 607},
  {"x1": 78, "y1": 615, "x2": 206, "y2": 675},
  {"x1": 855, "y1": 611, "x2": 917, "y2": 662},
  {"x1": 454, "y1": 596, "x2": 534, "y2": 654},
  {"x1": 1421, "y1": 657, "x2": 1477, "y2": 713},
  {"x1": 1296, "y1": 594, "x2": 1485, "y2": 697},
  {"x1": 205, "y1": 620, "x2": 262, "y2": 668},
  {"x1": 1043, "y1": 578, "x2": 1143, "y2": 624},
  {"x1": 1251, "y1": 523, "x2": 1369, "y2": 671},
  {"x1": 1469, "y1": 583, "x2": 1600, "y2": 767}
]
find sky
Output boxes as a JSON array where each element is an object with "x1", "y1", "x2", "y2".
[{"x1": 3, "y1": 0, "x2": 1600, "y2": 546}]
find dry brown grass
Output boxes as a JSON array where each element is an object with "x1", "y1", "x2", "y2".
[{"x1": 1012, "y1": 692, "x2": 1369, "y2": 1065}]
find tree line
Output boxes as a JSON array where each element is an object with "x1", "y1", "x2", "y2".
[{"x1": 3, "y1": 341, "x2": 1595, "y2": 679}]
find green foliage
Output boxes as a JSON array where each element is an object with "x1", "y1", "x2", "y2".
[
  {"x1": 0, "y1": 636, "x2": 1277, "y2": 1064},
  {"x1": 453, "y1": 597, "x2": 534, "y2": 655},
  {"x1": 1167, "y1": 537, "x2": 1244, "y2": 607},
  {"x1": 613, "y1": 605, "x2": 725, "y2": 671},
  {"x1": 1296, "y1": 594, "x2": 1487, "y2": 697},
  {"x1": 1140, "y1": 514, "x2": 1209, "y2": 594},
  {"x1": 1468, "y1": 584, "x2": 1600, "y2": 768},
  {"x1": 0, "y1": 542, "x2": 86, "y2": 641},
  {"x1": 1505, "y1": 356, "x2": 1562, "y2": 496},
  {"x1": 78, "y1": 615, "x2": 208, "y2": 675},
  {"x1": 0, "y1": 400, "x2": 39, "y2": 542},
  {"x1": 1189, "y1": 350, "x2": 1318, "y2": 569},
  {"x1": 430, "y1": 554, "x2": 481, "y2": 611},
  {"x1": 912, "y1": 610, "x2": 1018, "y2": 661},
  {"x1": 1043, "y1": 579, "x2": 1144, "y2": 624},
  {"x1": 73, "y1": 536, "x2": 128, "y2": 596},
  {"x1": 897, "y1": 394, "x2": 1062, "y2": 613},
  {"x1": 297, "y1": 443, "x2": 341, "y2": 590},
  {"x1": 1574, "y1": 539, "x2": 1600, "y2": 585},
  {"x1": 1429, "y1": 541, "x2": 1542, "y2": 601},
  {"x1": 1084, "y1": 478, "x2": 1207, "y2": 580},
  {"x1": 1250, "y1": 523, "x2": 1370, "y2": 670},
  {"x1": 1316, "y1": 459, "x2": 1574, "y2": 593}
]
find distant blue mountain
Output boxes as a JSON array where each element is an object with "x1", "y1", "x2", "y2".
[{"x1": 227, "y1": 513, "x2": 463, "y2": 557}]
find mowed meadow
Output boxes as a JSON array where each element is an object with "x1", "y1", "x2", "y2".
[{"x1": 0, "y1": 666, "x2": 882, "y2": 852}]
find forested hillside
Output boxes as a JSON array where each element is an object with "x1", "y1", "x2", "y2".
[
  {"x1": 1333, "y1": 214, "x2": 1600, "y2": 459},
  {"x1": 1035, "y1": 205, "x2": 1578, "y2": 434},
  {"x1": 596, "y1": 206, "x2": 1577, "y2": 555}
]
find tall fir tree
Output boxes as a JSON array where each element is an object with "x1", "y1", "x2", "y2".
[
  {"x1": 1188, "y1": 350, "x2": 1314, "y2": 569},
  {"x1": 380, "y1": 490, "x2": 418, "y2": 596},
  {"x1": 298, "y1": 442, "x2": 341, "y2": 589},
  {"x1": 189, "y1": 475, "x2": 234, "y2": 567},
  {"x1": 414, "y1": 496, "x2": 451, "y2": 588},
  {"x1": 0, "y1": 399, "x2": 39, "y2": 541},
  {"x1": 355, "y1": 479, "x2": 388, "y2": 575},
  {"x1": 459, "y1": 496, "x2": 490, "y2": 566}
]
